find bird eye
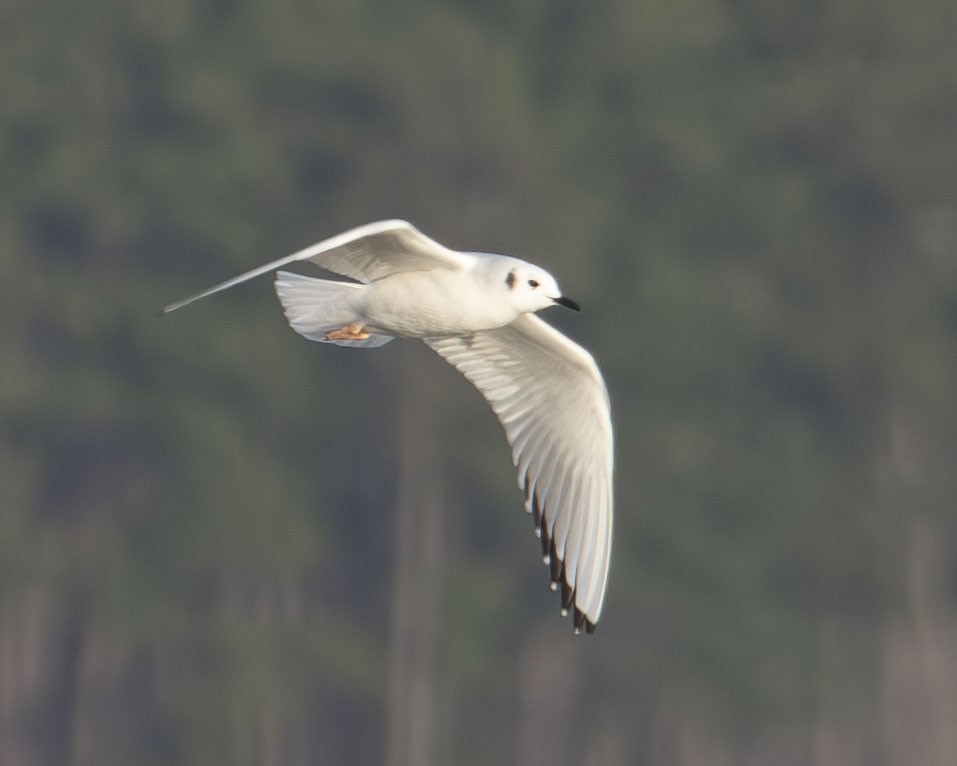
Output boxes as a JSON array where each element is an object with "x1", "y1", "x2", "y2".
[{"x1": 528, "y1": 279, "x2": 540, "y2": 289}]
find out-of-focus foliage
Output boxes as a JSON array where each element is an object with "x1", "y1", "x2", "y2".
[{"x1": 2, "y1": 0, "x2": 956, "y2": 763}]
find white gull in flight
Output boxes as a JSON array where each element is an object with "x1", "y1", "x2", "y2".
[{"x1": 165, "y1": 220, "x2": 613, "y2": 633}]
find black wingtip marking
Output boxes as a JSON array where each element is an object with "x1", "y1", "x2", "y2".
[
  {"x1": 538, "y1": 515, "x2": 549, "y2": 558},
  {"x1": 573, "y1": 608, "x2": 585, "y2": 631},
  {"x1": 526, "y1": 487, "x2": 596, "y2": 635},
  {"x1": 571, "y1": 608, "x2": 596, "y2": 635},
  {"x1": 561, "y1": 580, "x2": 575, "y2": 611},
  {"x1": 549, "y1": 540, "x2": 562, "y2": 583}
]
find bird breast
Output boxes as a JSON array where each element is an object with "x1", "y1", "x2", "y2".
[{"x1": 358, "y1": 271, "x2": 517, "y2": 338}]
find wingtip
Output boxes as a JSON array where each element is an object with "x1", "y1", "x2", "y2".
[
  {"x1": 573, "y1": 607, "x2": 587, "y2": 634},
  {"x1": 162, "y1": 294, "x2": 200, "y2": 315},
  {"x1": 572, "y1": 607, "x2": 597, "y2": 635},
  {"x1": 534, "y1": 508, "x2": 599, "y2": 635}
]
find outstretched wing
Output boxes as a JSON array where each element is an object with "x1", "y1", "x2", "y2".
[
  {"x1": 426, "y1": 313, "x2": 614, "y2": 633},
  {"x1": 164, "y1": 220, "x2": 469, "y2": 314}
]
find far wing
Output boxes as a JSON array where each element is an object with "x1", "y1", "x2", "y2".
[
  {"x1": 426, "y1": 313, "x2": 614, "y2": 633},
  {"x1": 164, "y1": 220, "x2": 468, "y2": 314}
]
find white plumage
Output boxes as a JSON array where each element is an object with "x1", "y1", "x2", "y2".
[{"x1": 165, "y1": 220, "x2": 614, "y2": 633}]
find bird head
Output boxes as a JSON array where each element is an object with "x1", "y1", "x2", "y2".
[{"x1": 500, "y1": 260, "x2": 580, "y2": 314}]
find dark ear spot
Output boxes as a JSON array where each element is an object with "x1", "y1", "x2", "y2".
[{"x1": 505, "y1": 269, "x2": 516, "y2": 289}]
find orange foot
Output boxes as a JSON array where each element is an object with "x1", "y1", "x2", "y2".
[{"x1": 325, "y1": 322, "x2": 371, "y2": 341}]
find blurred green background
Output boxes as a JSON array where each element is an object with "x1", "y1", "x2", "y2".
[{"x1": 2, "y1": 0, "x2": 956, "y2": 764}]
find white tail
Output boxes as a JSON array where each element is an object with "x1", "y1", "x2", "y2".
[{"x1": 274, "y1": 271, "x2": 393, "y2": 348}]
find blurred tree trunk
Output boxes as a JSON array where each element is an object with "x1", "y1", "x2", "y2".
[
  {"x1": 0, "y1": 584, "x2": 83, "y2": 766},
  {"x1": 386, "y1": 358, "x2": 445, "y2": 766},
  {"x1": 516, "y1": 627, "x2": 581, "y2": 766},
  {"x1": 880, "y1": 519, "x2": 957, "y2": 766}
]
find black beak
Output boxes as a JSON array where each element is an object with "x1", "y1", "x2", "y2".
[{"x1": 553, "y1": 295, "x2": 581, "y2": 312}]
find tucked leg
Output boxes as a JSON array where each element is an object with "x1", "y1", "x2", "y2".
[{"x1": 324, "y1": 322, "x2": 371, "y2": 341}]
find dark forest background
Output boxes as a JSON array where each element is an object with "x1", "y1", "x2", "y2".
[{"x1": 2, "y1": 0, "x2": 956, "y2": 764}]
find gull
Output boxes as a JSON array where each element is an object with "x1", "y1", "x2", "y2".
[{"x1": 164, "y1": 220, "x2": 613, "y2": 633}]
